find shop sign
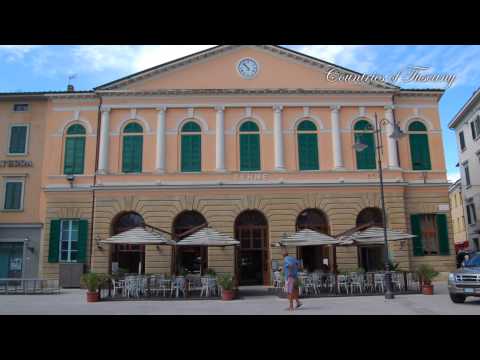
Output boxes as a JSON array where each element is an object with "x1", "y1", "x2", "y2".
[{"x1": 0, "y1": 160, "x2": 33, "y2": 168}]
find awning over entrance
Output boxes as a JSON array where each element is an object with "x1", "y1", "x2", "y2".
[
  {"x1": 175, "y1": 227, "x2": 240, "y2": 247},
  {"x1": 337, "y1": 227, "x2": 416, "y2": 245},
  {"x1": 274, "y1": 229, "x2": 341, "y2": 247},
  {"x1": 100, "y1": 227, "x2": 176, "y2": 245}
]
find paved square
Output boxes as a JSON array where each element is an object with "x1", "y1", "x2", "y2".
[{"x1": 1, "y1": 282, "x2": 479, "y2": 315}]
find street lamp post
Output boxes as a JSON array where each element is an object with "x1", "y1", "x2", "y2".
[{"x1": 354, "y1": 112, "x2": 406, "y2": 300}]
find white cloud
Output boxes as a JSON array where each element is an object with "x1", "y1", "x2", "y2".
[
  {"x1": 293, "y1": 45, "x2": 376, "y2": 73},
  {"x1": 447, "y1": 171, "x2": 461, "y2": 183},
  {"x1": 0, "y1": 45, "x2": 42, "y2": 62},
  {"x1": 71, "y1": 45, "x2": 216, "y2": 73}
]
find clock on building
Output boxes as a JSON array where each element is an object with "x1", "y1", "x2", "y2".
[{"x1": 237, "y1": 58, "x2": 259, "y2": 79}]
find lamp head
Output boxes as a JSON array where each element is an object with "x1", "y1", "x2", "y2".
[{"x1": 389, "y1": 124, "x2": 406, "y2": 140}]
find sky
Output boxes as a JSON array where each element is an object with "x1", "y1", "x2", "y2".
[{"x1": 1, "y1": 44, "x2": 478, "y2": 182}]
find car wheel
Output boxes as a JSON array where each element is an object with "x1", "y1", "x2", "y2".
[{"x1": 450, "y1": 293, "x2": 466, "y2": 303}]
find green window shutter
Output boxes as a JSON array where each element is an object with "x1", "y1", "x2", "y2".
[
  {"x1": 77, "y1": 219, "x2": 88, "y2": 263},
  {"x1": 122, "y1": 135, "x2": 143, "y2": 173},
  {"x1": 355, "y1": 133, "x2": 376, "y2": 170},
  {"x1": 48, "y1": 220, "x2": 61, "y2": 263},
  {"x1": 410, "y1": 215, "x2": 424, "y2": 256},
  {"x1": 64, "y1": 137, "x2": 85, "y2": 175},
  {"x1": 240, "y1": 134, "x2": 260, "y2": 171},
  {"x1": 298, "y1": 133, "x2": 319, "y2": 170},
  {"x1": 181, "y1": 135, "x2": 201, "y2": 172},
  {"x1": 9, "y1": 126, "x2": 27, "y2": 154},
  {"x1": 436, "y1": 214, "x2": 450, "y2": 255},
  {"x1": 4, "y1": 182, "x2": 22, "y2": 210},
  {"x1": 410, "y1": 134, "x2": 431, "y2": 170}
]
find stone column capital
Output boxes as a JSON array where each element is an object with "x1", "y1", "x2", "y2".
[
  {"x1": 155, "y1": 106, "x2": 167, "y2": 112},
  {"x1": 215, "y1": 105, "x2": 225, "y2": 112},
  {"x1": 330, "y1": 105, "x2": 341, "y2": 112},
  {"x1": 101, "y1": 107, "x2": 111, "y2": 114},
  {"x1": 384, "y1": 105, "x2": 395, "y2": 111},
  {"x1": 273, "y1": 105, "x2": 284, "y2": 113}
]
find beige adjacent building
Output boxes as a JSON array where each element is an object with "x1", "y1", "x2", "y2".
[
  {"x1": 0, "y1": 45, "x2": 456, "y2": 286},
  {"x1": 449, "y1": 179, "x2": 468, "y2": 251}
]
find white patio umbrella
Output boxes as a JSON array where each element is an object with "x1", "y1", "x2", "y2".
[
  {"x1": 337, "y1": 226, "x2": 416, "y2": 245},
  {"x1": 100, "y1": 227, "x2": 176, "y2": 274},
  {"x1": 176, "y1": 227, "x2": 240, "y2": 247},
  {"x1": 175, "y1": 227, "x2": 239, "y2": 276},
  {"x1": 274, "y1": 229, "x2": 341, "y2": 247}
]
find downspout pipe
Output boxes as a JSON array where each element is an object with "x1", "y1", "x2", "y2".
[{"x1": 89, "y1": 94, "x2": 103, "y2": 271}]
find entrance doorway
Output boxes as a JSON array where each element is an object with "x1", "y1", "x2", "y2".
[
  {"x1": 0, "y1": 242, "x2": 23, "y2": 279},
  {"x1": 296, "y1": 208, "x2": 332, "y2": 272},
  {"x1": 358, "y1": 245, "x2": 384, "y2": 271},
  {"x1": 235, "y1": 210, "x2": 269, "y2": 286},
  {"x1": 172, "y1": 211, "x2": 207, "y2": 275},
  {"x1": 110, "y1": 212, "x2": 145, "y2": 274},
  {"x1": 356, "y1": 207, "x2": 384, "y2": 271}
]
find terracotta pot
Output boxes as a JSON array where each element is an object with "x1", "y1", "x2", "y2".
[
  {"x1": 222, "y1": 290, "x2": 235, "y2": 301},
  {"x1": 86, "y1": 291, "x2": 100, "y2": 302},
  {"x1": 422, "y1": 284, "x2": 434, "y2": 295}
]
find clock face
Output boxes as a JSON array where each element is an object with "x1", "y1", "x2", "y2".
[{"x1": 237, "y1": 58, "x2": 258, "y2": 79}]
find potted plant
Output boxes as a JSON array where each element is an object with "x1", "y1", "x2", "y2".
[
  {"x1": 81, "y1": 272, "x2": 108, "y2": 302},
  {"x1": 416, "y1": 264, "x2": 439, "y2": 295},
  {"x1": 217, "y1": 273, "x2": 235, "y2": 300},
  {"x1": 206, "y1": 268, "x2": 217, "y2": 277}
]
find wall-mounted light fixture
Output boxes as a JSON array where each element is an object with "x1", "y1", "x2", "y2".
[
  {"x1": 95, "y1": 235, "x2": 103, "y2": 250},
  {"x1": 66, "y1": 174, "x2": 75, "y2": 188},
  {"x1": 25, "y1": 236, "x2": 35, "y2": 252}
]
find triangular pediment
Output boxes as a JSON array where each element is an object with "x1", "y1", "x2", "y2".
[{"x1": 95, "y1": 45, "x2": 398, "y2": 92}]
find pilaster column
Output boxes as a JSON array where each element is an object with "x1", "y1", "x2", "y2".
[
  {"x1": 330, "y1": 105, "x2": 344, "y2": 169},
  {"x1": 385, "y1": 105, "x2": 400, "y2": 169},
  {"x1": 215, "y1": 106, "x2": 226, "y2": 172},
  {"x1": 273, "y1": 105, "x2": 285, "y2": 171},
  {"x1": 97, "y1": 108, "x2": 111, "y2": 175},
  {"x1": 155, "y1": 106, "x2": 167, "y2": 173}
]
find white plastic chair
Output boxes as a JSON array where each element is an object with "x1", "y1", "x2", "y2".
[
  {"x1": 391, "y1": 272, "x2": 403, "y2": 291},
  {"x1": 111, "y1": 278, "x2": 125, "y2": 297},
  {"x1": 171, "y1": 276, "x2": 186, "y2": 298},
  {"x1": 273, "y1": 271, "x2": 284, "y2": 289},
  {"x1": 350, "y1": 273, "x2": 364, "y2": 294},
  {"x1": 374, "y1": 273, "x2": 385, "y2": 293},
  {"x1": 337, "y1": 275, "x2": 349, "y2": 294},
  {"x1": 302, "y1": 275, "x2": 318, "y2": 296}
]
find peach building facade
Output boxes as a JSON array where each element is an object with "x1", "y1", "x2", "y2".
[{"x1": 0, "y1": 45, "x2": 455, "y2": 286}]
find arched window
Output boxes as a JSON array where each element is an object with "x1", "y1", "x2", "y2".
[
  {"x1": 181, "y1": 121, "x2": 201, "y2": 172},
  {"x1": 122, "y1": 122, "x2": 143, "y2": 173},
  {"x1": 64, "y1": 124, "x2": 86, "y2": 175},
  {"x1": 297, "y1": 120, "x2": 319, "y2": 171},
  {"x1": 356, "y1": 207, "x2": 384, "y2": 227},
  {"x1": 408, "y1": 121, "x2": 431, "y2": 170},
  {"x1": 354, "y1": 120, "x2": 376, "y2": 170},
  {"x1": 296, "y1": 208, "x2": 329, "y2": 234},
  {"x1": 239, "y1": 121, "x2": 260, "y2": 171}
]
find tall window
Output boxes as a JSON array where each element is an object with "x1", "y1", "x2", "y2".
[
  {"x1": 239, "y1": 121, "x2": 260, "y2": 171},
  {"x1": 464, "y1": 162, "x2": 471, "y2": 187},
  {"x1": 181, "y1": 122, "x2": 201, "y2": 172},
  {"x1": 410, "y1": 214, "x2": 449, "y2": 256},
  {"x1": 466, "y1": 202, "x2": 477, "y2": 225},
  {"x1": 122, "y1": 122, "x2": 143, "y2": 173},
  {"x1": 2, "y1": 178, "x2": 24, "y2": 211},
  {"x1": 64, "y1": 124, "x2": 86, "y2": 175},
  {"x1": 48, "y1": 219, "x2": 88, "y2": 263},
  {"x1": 354, "y1": 120, "x2": 376, "y2": 170},
  {"x1": 459, "y1": 131, "x2": 466, "y2": 151},
  {"x1": 297, "y1": 120, "x2": 319, "y2": 171},
  {"x1": 8, "y1": 124, "x2": 29, "y2": 155},
  {"x1": 409, "y1": 121, "x2": 431, "y2": 170},
  {"x1": 470, "y1": 115, "x2": 480, "y2": 140}
]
